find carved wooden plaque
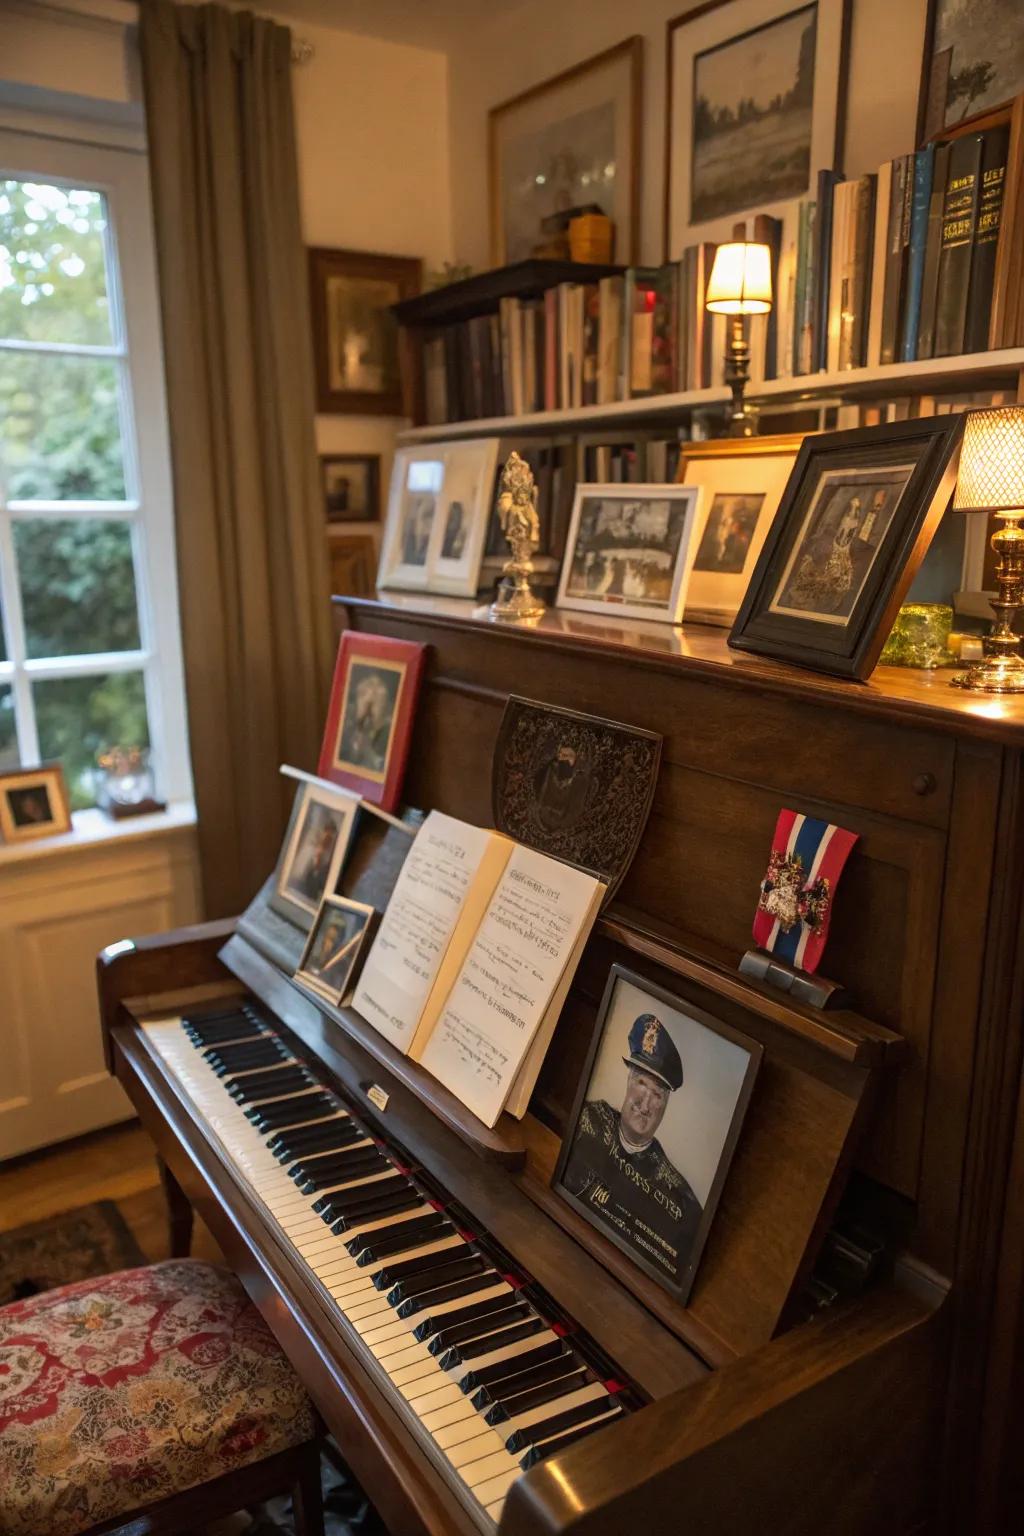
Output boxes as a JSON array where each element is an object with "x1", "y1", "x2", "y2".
[{"x1": 491, "y1": 696, "x2": 662, "y2": 900}]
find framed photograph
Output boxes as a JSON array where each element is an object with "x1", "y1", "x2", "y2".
[
  {"x1": 318, "y1": 632, "x2": 426, "y2": 813},
  {"x1": 665, "y1": 0, "x2": 850, "y2": 254},
  {"x1": 730, "y1": 416, "x2": 965, "y2": 679},
  {"x1": 320, "y1": 453, "x2": 381, "y2": 524},
  {"x1": 0, "y1": 763, "x2": 71, "y2": 843},
  {"x1": 489, "y1": 37, "x2": 643, "y2": 265},
  {"x1": 676, "y1": 434, "x2": 805, "y2": 625},
  {"x1": 918, "y1": 0, "x2": 1024, "y2": 142},
  {"x1": 556, "y1": 483, "x2": 700, "y2": 623},
  {"x1": 295, "y1": 894, "x2": 377, "y2": 1006},
  {"x1": 308, "y1": 247, "x2": 421, "y2": 416},
  {"x1": 379, "y1": 439, "x2": 500, "y2": 595},
  {"x1": 271, "y1": 778, "x2": 360, "y2": 928},
  {"x1": 553, "y1": 964, "x2": 761, "y2": 1305}
]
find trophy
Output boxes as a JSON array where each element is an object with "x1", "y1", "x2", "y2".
[{"x1": 489, "y1": 450, "x2": 546, "y2": 622}]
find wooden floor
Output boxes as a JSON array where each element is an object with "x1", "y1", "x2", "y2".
[{"x1": 0, "y1": 1117, "x2": 223, "y2": 1265}]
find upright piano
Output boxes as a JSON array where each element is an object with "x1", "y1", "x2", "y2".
[{"x1": 98, "y1": 595, "x2": 1024, "y2": 1535}]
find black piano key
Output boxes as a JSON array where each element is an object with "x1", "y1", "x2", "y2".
[
  {"x1": 268, "y1": 1118, "x2": 346, "y2": 1154},
  {"x1": 185, "y1": 1020, "x2": 261, "y2": 1046},
  {"x1": 506, "y1": 1395, "x2": 621, "y2": 1456},
  {"x1": 415, "y1": 1291, "x2": 525, "y2": 1344},
  {"x1": 227, "y1": 1067, "x2": 311, "y2": 1101},
  {"x1": 277, "y1": 1122, "x2": 363, "y2": 1161},
  {"x1": 459, "y1": 1338, "x2": 569, "y2": 1395},
  {"x1": 313, "y1": 1172, "x2": 409, "y2": 1217},
  {"x1": 183, "y1": 1008, "x2": 260, "y2": 1035},
  {"x1": 437, "y1": 1316, "x2": 544, "y2": 1372},
  {"x1": 330, "y1": 1189, "x2": 423, "y2": 1232},
  {"x1": 294, "y1": 1150, "x2": 387, "y2": 1191},
  {"x1": 206, "y1": 1041, "x2": 287, "y2": 1074},
  {"x1": 518, "y1": 1412, "x2": 623, "y2": 1470},
  {"x1": 427, "y1": 1301, "x2": 532, "y2": 1357},
  {"x1": 379, "y1": 1247, "x2": 480, "y2": 1298},
  {"x1": 473, "y1": 1353, "x2": 583, "y2": 1417},
  {"x1": 252, "y1": 1097, "x2": 338, "y2": 1132},
  {"x1": 484, "y1": 1366, "x2": 591, "y2": 1426},
  {"x1": 350, "y1": 1214, "x2": 452, "y2": 1266},
  {"x1": 393, "y1": 1264, "x2": 494, "y2": 1319}
]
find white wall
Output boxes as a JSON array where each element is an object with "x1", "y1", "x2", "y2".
[{"x1": 446, "y1": 0, "x2": 929, "y2": 270}]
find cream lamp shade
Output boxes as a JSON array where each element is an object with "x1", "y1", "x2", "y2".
[
  {"x1": 705, "y1": 241, "x2": 773, "y2": 315},
  {"x1": 953, "y1": 406, "x2": 1024, "y2": 513}
]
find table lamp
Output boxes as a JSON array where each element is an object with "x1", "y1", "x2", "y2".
[
  {"x1": 705, "y1": 240, "x2": 773, "y2": 438},
  {"x1": 951, "y1": 405, "x2": 1024, "y2": 694}
]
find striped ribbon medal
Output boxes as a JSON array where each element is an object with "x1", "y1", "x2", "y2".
[{"x1": 752, "y1": 809, "x2": 858, "y2": 976}]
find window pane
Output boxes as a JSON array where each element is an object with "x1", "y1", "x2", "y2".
[
  {"x1": 0, "y1": 684, "x2": 16, "y2": 769},
  {"x1": 0, "y1": 350, "x2": 126, "y2": 500},
  {"x1": 15, "y1": 518, "x2": 140, "y2": 659},
  {"x1": 34, "y1": 670, "x2": 149, "y2": 809},
  {"x1": 0, "y1": 181, "x2": 113, "y2": 345}
]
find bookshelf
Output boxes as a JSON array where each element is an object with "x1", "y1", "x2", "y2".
[{"x1": 397, "y1": 346, "x2": 1024, "y2": 445}]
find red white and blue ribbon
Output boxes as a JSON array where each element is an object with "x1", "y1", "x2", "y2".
[{"x1": 752, "y1": 809, "x2": 858, "y2": 976}]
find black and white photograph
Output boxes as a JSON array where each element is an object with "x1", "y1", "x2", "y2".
[
  {"x1": 554, "y1": 966, "x2": 761, "y2": 1303},
  {"x1": 379, "y1": 440, "x2": 499, "y2": 594},
  {"x1": 919, "y1": 0, "x2": 1024, "y2": 139},
  {"x1": 557, "y1": 484, "x2": 700, "y2": 623},
  {"x1": 335, "y1": 659, "x2": 404, "y2": 782},
  {"x1": 400, "y1": 494, "x2": 435, "y2": 567},
  {"x1": 273, "y1": 780, "x2": 358, "y2": 925},
  {"x1": 0, "y1": 763, "x2": 71, "y2": 844},
  {"x1": 295, "y1": 895, "x2": 376, "y2": 1005},
  {"x1": 693, "y1": 493, "x2": 766, "y2": 574},
  {"x1": 320, "y1": 453, "x2": 381, "y2": 523}
]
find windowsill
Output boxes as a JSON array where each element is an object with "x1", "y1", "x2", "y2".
[{"x1": 0, "y1": 799, "x2": 197, "y2": 867}]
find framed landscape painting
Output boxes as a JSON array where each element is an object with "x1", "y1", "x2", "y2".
[
  {"x1": 489, "y1": 37, "x2": 643, "y2": 265},
  {"x1": 309, "y1": 247, "x2": 421, "y2": 416},
  {"x1": 918, "y1": 0, "x2": 1024, "y2": 141},
  {"x1": 665, "y1": 0, "x2": 850, "y2": 253}
]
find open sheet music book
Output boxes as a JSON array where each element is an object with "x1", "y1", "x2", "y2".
[{"x1": 353, "y1": 810, "x2": 605, "y2": 1126}]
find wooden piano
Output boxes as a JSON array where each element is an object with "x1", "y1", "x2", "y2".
[{"x1": 98, "y1": 594, "x2": 1024, "y2": 1536}]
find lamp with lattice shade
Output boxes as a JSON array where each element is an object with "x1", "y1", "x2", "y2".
[{"x1": 952, "y1": 406, "x2": 1024, "y2": 694}]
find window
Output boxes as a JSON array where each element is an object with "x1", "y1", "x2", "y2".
[{"x1": 0, "y1": 129, "x2": 189, "y2": 811}]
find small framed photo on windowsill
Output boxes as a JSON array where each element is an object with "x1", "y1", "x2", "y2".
[
  {"x1": 295, "y1": 894, "x2": 378, "y2": 1007},
  {"x1": 0, "y1": 763, "x2": 72, "y2": 844}
]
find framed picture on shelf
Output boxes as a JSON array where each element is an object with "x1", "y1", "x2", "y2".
[
  {"x1": 489, "y1": 37, "x2": 643, "y2": 265},
  {"x1": 378, "y1": 438, "x2": 500, "y2": 595},
  {"x1": 730, "y1": 416, "x2": 965, "y2": 679},
  {"x1": 271, "y1": 777, "x2": 360, "y2": 928},
  {"x1": 553, "y1": 964, "x2": 762, "y2": 1306},
  {"x1": 295, "y1": 894, "x2": 378, "y2": 1006},
  {"x1": 556, "y1": 483, "x2": 700, "y2": 623},
  {"x1": 665, "y1": 0, "x2": 850, "y2": 254},
  {"x1": 676, "y1": 434, "x2": 805, "y2": 625},
  {"x1": 318, "y1": 631, "x2": 426, "y2": 813},
  {"x1": 0, "y1": 763, "x2": 71, "y2": 844},
  {"x1": 308, "y1": 247, "x2": 421, "y2": 416},
  {"x1": 917, "y1": 0, "x2": 1024, "y2": 142},
  {"x1": 320, "y1": 453, "x2": 381, "y2": 523}
]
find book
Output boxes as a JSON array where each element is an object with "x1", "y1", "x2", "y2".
[
  {"x1": 628, "y1": 267, "x2": 660, "y2": 396},
  {"x1": 581, "y1": 282, "x2": 600, "y2": 406},
  {"x1": 811, "y1": 169, "x2": 843, "y2": 372},
  {"x1": 423, "y1": 333, "x2": 447, "y2": 425},
  {"x1": 794, "y1": 200, "x2": 817, "y2": 374},
  {"x1": 597, "y1": 275, "x2": 623, "y2": 405},
  {"x1": 880, "y1": 154, "x2": 912, "y2": 365},
  {"x1": 353, "y1": 811, "x2": 604, "y2": 1126},
  {"x1": 833, "y1": 176, "x2": 875, "y2": 370},
  {"x1": 917, "y1": 141, "x2": 951, "y2": 361},
  {"x1": 865, "y1": 161, "x2": 892, "y2": 367},
  {"x1": 753, "y1": 213, "x2": 783, "y2": 381},
  {"x1": 901, "y1": 145, "x2": 935, "y2": 362},
  {"x1": 964, "y1": 125, "x2": 1011, "y2": 354},
  {"x1": 543, "y1": 287, "x2": 558, "y2": 410},
  {"x1": 934, "y1": 133, "x2": 984, "y2": 356}
]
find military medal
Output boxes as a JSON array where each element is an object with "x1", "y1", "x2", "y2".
[{"x1": 752, "y1": 809, "x2": 858, "y2": 975}]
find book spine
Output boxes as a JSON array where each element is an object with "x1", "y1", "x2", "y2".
[
  {"x1": 934, "y1": 134, "x2": 984, "y2": 356},
  {"x1": 917, "y1": 142, "x2": 951, "y2": 361},
  {"x1": 698, "y1": 243, "x2": 717, "y2": 387},
  {"x1": 965, "y1": 125, "x2": 1011, "y2": 353},
  {"x1": 880, "y1": 155, "x2": 908, "y2": 365},
  {"x1": 901, "y1": 145, "x2": 935, "y2": 362},
  {"x1": 811, "y1": 170, "x2": 841, "y2": 372},
  {"x1": 753, "y1": 213, "x2": 782, "y2": 381},
  {"x1": 865, "y1": 162, "x2": 891, "y2": 368},
  {"x1": 827, "y1": 181, "x2": 849, "y2": 372},
  {"x1": 849, "y1": 174, "x2": 876, "y2": 368},
  {"x1": 443, "y1": 326, "x2": 462, "y2": 421},
  {"x1": 543, "y1": 288, "x2": 558, "y2": 411},
  {"x1": 581, "y1": 283, "x2": 600, "y2": 406}
]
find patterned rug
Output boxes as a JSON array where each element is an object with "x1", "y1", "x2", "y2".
[{"x1": 0, "y1": 1199, "x2": 143, "y2": 1305}]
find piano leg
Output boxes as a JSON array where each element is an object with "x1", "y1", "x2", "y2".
[
  {"x1": 157, "y1": 1153, "x2": 195, "y2": 1258},
  {"x1": 291, "y1": 1440, "x2": 327, "y2": 1536}
]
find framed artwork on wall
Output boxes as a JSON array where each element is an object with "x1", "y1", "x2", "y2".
[
  {"x1": 557, "y1": 483, "x2": 700, "y2": 623},
  {"x1": 378, "y1": 438, "x2": 500, "y2": 595},
  {"x1": 489, "y1": 37, "x2": 643, "y2": 265},
  {"x1": 308, "y1": 247, "x2": 421, "y2": 416},
  {"x1": 0, "y1": 763, "x2": 71, "y2": 843},
  {"x1": 320, "y1": 453, "x2": 381, "y2": 523},
  {"x1": 664, "y1": 0, "x2": 850, "y2": 256},
  {"x1": 730, "y1": 416, "x2": 965, "y2": 679},
  {"x1": 676, "y1": 434, "x2": 805, "y2": 625},
  {"x1": 917, "y1": 0, "x2": 1024, "y2": 143},
  {"x1": 318, "y1": 631, "x2": 426, "y2": 814}
]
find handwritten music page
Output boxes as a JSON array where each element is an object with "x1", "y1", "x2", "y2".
[
  {"x1": 353, "y1": 812, "x2": 512, "y2": 1055},
  {"x1": 419, "y1": 846, "x2": 603, "y2": 1126}
]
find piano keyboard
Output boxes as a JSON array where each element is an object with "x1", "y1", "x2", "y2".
[{"x1": 141, "y1": 1001, "x2": 637, "y2": 1530}]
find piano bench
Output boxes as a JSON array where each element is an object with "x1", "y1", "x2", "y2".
[{"x1": 0, "y1": 1257, "x2": 324, "y2": 1536}]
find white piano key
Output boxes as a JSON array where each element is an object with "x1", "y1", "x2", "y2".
[
  {"x1": 468, "y1": 1467, "x2": 521, "y2": 1506},
  {"x1": 500, "y1": 1381, "x2": 608, "y2": 1436},
  {"x1": 447, "y1": 1430, "x2": 508, "y2": 1471},
  {"x1": 462, "y1": 1449, "x2": 523, "y2": 1490}
]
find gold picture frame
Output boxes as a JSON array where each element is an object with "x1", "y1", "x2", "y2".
[{"x1": 0, "y1": 762, "x2": 72, "y2": 843}]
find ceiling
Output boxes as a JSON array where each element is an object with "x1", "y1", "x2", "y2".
[{"x1": 261, "y1": 0, "x2": 531, "y2": 50}]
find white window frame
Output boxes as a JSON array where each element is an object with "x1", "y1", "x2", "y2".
[{"x1": 0, "y1": 125, "x2": 191, "y2": 805}]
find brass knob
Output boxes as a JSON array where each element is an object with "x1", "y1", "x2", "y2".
[{"x1": 912, "y1": 773, "x2": 936, "y2": 796}]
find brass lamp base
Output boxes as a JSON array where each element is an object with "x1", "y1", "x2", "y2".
[
  {"x1": 951, "y1": 655, "x2": 1024, "y2": 693},
  {"x1": 950, "y1": 505, "x2": 1024, "y2": 694}
]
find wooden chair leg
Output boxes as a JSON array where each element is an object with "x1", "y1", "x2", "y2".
[
  {"x1": 156, "y1": 1155, "x2": 194, "y2": 1258},
  {"x1": 290, "y1": 1441, "x2": 325, "y2": 1536}
]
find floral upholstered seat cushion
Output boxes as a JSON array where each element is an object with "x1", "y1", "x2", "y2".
[{"x1": 0, "y1": 1258, "x2": 316, "y2": 1536}]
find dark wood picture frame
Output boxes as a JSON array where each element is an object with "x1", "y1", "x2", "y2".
[
  {"x1": 553, "y1": 963, "x2": 762, "y2": 1308},
  {"x1": 488, "y1": 36, "x2": 643, "y2": 266},
  {"x1": 294, "y1": 893, "x2": 378, "y2": 1006},
  {"x1": 308, "y1": 247, "x2": 421, "y2": 416},
  {"x1": 320, "y1": 452, "x2": 381, "y2": 524},
  {"x1": 916, "y1": 0, "x2": 1024, "y2": 145},
  {"x1": 730, "y1": 415, "x2": 965, "y2": 680}
]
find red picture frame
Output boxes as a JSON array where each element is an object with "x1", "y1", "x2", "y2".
[{"x1": 318, "y1": 632, "x2": 426, "y2": 813}]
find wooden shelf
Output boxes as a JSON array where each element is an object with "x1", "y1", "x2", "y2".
[
  {"x1": 392, "y1": 258, "x2": 625, "y2": 328},
  {"x1": 397, "y1": 346, "x2": 1024, "y2": 443}
]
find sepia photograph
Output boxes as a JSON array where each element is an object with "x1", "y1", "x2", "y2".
[
  {"x1": 920, "y1": 0, "x2": 1024, "y2": 138},
  {"x1": 309, "y1": 248, "x2": 420, "y2": 415},
  {"x1": 320, "y1": 453, "x2": 381, "y2": 523},
  {"x1": 554, "y1": 966, "x2": 761, "y2": 1303},
  {"x1": 692, "y1": 493, "x2": 766, "y2": 574},
  {"x1": 0, "y1": 763, "x2": 71, "y2": 844},
  {"x1": 319, "y1": 632, "x2": 425, "y2": 812},
  {"x1": 273, "y1": 781, "x2": 358, "y2": 924},
  {"x1": 557, "y1": 484, "x2": 700, "y2": 623},
  {"x1": 335, "y1": 659, "x2": 404, "y2": 783},
  {"x1": 692, "y1": 4, "x2": 817, "y2": 223},
  {"x1": 296, "y1": 895, "x2": 376, "y2": 1005}
]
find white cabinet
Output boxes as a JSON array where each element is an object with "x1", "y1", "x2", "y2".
[{"x1": 0, "y1": 806, "x2": 201, "y2": 1160}]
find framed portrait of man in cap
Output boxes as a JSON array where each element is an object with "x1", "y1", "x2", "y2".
[{"x1": 553, "y1": 965, "x2": 762, "y2": 1304}]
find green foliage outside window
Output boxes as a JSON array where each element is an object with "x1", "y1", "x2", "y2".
[
  {"x1": 14, "y1": 519, "x2": 141, "y2": 659},
  {"x1": 35, "y1": 672, "x2": 150, "y2": 809}
]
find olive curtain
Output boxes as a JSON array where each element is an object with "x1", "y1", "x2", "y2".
[{"x1": 139, "y1": 1, "x2": 333, "y2": 917}]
